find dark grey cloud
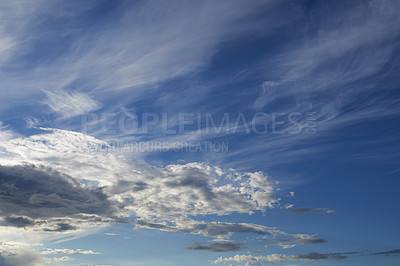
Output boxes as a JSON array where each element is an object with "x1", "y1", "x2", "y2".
[
  {"x1": 186, "y1": 242, "x2": 244, "y2": 252},
  {"x1": 136, "y1": 219, "x2": 269, "y2": 238},
  {"x1": 43, "y1": 223, "x2": 77, "y2": 232},
  {"x1": 371, "y1": 249, "x2": 400, "y2": 255},
  {"x1": 286, "y1": 208, "x2": 331, "y2": 214},
  {"x1": 296, "y1": 238, "x2": 327, "y2": 244},
  {"x1": 165, "y1": 168, "x2": 215, "y2": 200},
  {"x1": 0, "y1": 164, "x2": 115, "y2": 231},
  {"x1": 2, "y1": 216, "x2": 36, "y2": 228},
  {"x1": 264, "y1": 236, "x2": 327, "y2": 248},
  {"x1": 108, "y1": 180, "x2": 148, "y2": 194},
  {"x1": 294, "y1": 252, "x2": 347, "y2": 260},
  {"x1": 135, "y1": 220, "x2": 170, "y2": 230},
  {"x1": 202, "y1": 222, "x2": 268, "y2": 236}
]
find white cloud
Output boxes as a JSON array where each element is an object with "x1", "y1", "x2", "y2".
[
  {"x1": 0, "y1": 126, "x2": 325, "y2": 263},
  {"x1": 0, "y1": 127, "x2": 281, "y2": 240},
  {"x1": 0, "y1": 127, "x2": 277, "y2": 217},
  {"x1": 43, "y1": 89, "x2": 101, "y2": 119},
  {"x1": 213, "y1": 251, "x2": 350, "y2": 265},
  {"x1": 0, "y1": 0, "x2": 284, "y2": 119},
  {"x1": 213, "y1": 254, "x2": 290, "y2": 264},
  {"x1": 0, "y1": 122, "x2": 15, "y2": 141},
  {"x1": 0, "y1": 241, "x2": 46, "y2": 266},
  {"x1": 52, "y1": 256, "x2": 74, "y2": 262},
  {"x1": 42, "y1": 248, "x2": 101, "y2": 255},
  {"x1": 279, "y1": 243, "x2": 296, "y2": 249}
]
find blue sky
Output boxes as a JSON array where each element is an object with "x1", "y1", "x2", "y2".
[{"x1": 0, "y1": 0, "x2": 399, "y2": 265}]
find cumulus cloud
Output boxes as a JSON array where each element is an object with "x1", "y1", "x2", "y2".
[
  {"x1": 0, "y1": 164, "x2": 114, "y2": 233},
  {"x1": 0, "y1": 126, "x2": 337, "y2": 265},
  {"x1": 0, "y1": 127, "x2": 280, "y2": 241},
  {"x1": 125, "y1": 164, "x2": 277, "y2": 224}
]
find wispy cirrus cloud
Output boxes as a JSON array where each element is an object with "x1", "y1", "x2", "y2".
[
  {"x1": 43, "y1": 89, "x2": 101, "y2": 119},
  {"x1": 286, "y1": 208, "x2": 334, "y2": 214},
  {"x1": 371, "y1": 249, "x2": 400, "y2": 256},
  {"x1": 0, "y1": 0, "x2": 291, "y2": 122},
  {"x1": 219, "y1": 0, "x2": 400, "y2": 170}
]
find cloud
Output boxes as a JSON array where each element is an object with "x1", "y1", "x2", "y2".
[
  {"x1": 135, "y1": 219, "x2": 272, "y2": 240},
  {"x1": 296, "y1": 238, "x2": 327, "y2": 244},
  {"x1": 0, "y1": 126, "x2": 338, "y2": 263},
  {"x1": 0, "y1": 242, "x2": 46, "y2": 266},
  {"x1": 43, "y1": 223, "x2": 78, "y2": 232},
  {"x1": 42, "y1": 248, "x2": 101, "y2": 255},
  {"x1": 219, "y1": 0, "x2": 400, "y2": 170},
  {"x1": 213, "y1": 251, "x2": 352, "y2": 265},
  {"x1": 186, "y1": 242, "x2": 244, "y2": 252},
  {"x1": 286, "y1": 208, "x2": 334, "y2": 214},
  {"x1": 262, "y1": 0, "x2": 400, "y2": 92},
  {"x1": 371, "y1": 249, "x2": 400, "y2": 256},
  {"x1": 213, "y1": 253, "x2": 290, "y2": 264},
  {"x1": 2, "y1": 216, "x2": 36, "y2": 228},
  {"x1": 43, "y1": 89, "x2": 101, "y2": 119},
  {"x1": 0, "y1": 0, "x2": 287, "y2": 122},
  {"x1": 0, "y1": 127, "x2": 281, "y2": 241},
  {"x1": 265, "y1": 234, "x2": 327, "y2": 250},
  {"x1": 73, "y1": 264, "x2": 112, "y2": 266},
  {"x1": 0, "y1": 164, "x2": 115, "y2": 232},
  {"x1": 0, "y1": 122, "x2": 14, "y2": 142},
  {"x1": 278, "y1": 243, "x2": 296, "y2": 249},
  {"x1": 1, "y1": 1, "x2": 397, "y2": 265},
  {"x1": 294, "y1": 252, "x2": 347, "y2": 260},
  {"x1": 52, "y1": 256, "x2": 74, "y2": 262}
]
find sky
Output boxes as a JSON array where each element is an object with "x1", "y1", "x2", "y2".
[{"x1": 0, "y1": 0, "x2": 399, "y2": 265}]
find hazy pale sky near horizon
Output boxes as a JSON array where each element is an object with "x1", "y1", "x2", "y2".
[{"x1": 0, "y1": 0, "x2": 400, "y2": 265}]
